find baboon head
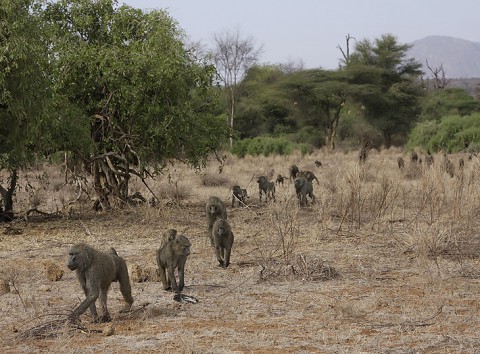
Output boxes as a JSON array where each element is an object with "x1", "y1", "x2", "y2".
[
  {"x1": 172, "y1": 235, "x2": 191, "y2": 257},
  {"x1": 67, "y1": 243, "x2": 90, "y2": 271}
]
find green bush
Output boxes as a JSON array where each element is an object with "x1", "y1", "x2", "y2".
[
  {"x1": 231, "y1": 136, "x2": 299, "y2": 157},
  {"x1": 407, "y1": 113, "x2": 480, "y2": 153}
]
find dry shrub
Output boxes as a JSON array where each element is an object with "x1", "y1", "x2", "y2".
[
  {"x1": 403, "y1": 162, "x2": 423, "y2": 179},
  {"x1": 259, "y1": 254, "x2": 339, "y2": 282},
  {"x1": 156, "y1": 182, "x2": 191, "y2": 202},
  {"x1": 200, "y1": 173, "x2": 230, "y2": 187},
  {"x1": 43, "y1": 260, "x2": 64, "y2": 281}
]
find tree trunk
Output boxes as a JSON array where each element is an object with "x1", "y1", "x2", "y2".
[{"x1": 0, "y1": 168, "x2": 18, "y2": 221}]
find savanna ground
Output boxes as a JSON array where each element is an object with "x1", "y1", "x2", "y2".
[{"x1": 1, "y1": 149, "x2": 480, "y2": 353}]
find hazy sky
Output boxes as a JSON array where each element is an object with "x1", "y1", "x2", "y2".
[{"x1": 121, "y1": 0, "x2": 479, "y2": 69}]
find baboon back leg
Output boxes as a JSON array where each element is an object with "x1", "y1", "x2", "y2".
[
  {"x1": 168, "y1": 266, "x2": 179, "y2": 293},
  {"x1": 117, "y1": 262, "x2": 133, "y2": 311}
]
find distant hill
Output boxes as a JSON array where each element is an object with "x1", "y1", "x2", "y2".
[{"x1": 408, "y1": 36, "x2": 480, "y2": 79}]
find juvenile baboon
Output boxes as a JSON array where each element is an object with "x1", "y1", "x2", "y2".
[
  {"x1": 156, "y1": 234, "x2": 191, "y2": 293},
  {"x1": 276, "y1": 174, "x2": 287, "y2": 186},
  {"x1": 231, "y1": 185, "x2": 248, "y2": 207},
  {"x1": 67, "y1": 243, "x2": 133, "y2": 323},
  {"x1": 160, "y1": 229, "x2": 177, "y2": 249},
  {"x1": 314, "y1": 160, "x2": 322, "y2": 167},
  {"x1": 257, "y1": 176, "x2": 275, "y2": 202},
  {"x1": 459, "y1": 158, "x2": 465, "y2": 169},
  {"x1": 294, "y1": 176, "x2": 315, "y2": 206},
  {"x1": 397, "y1": 157, "x2": 405, "y2": 169},
  {"x1": 211, "y1": 219, "x2": 234, "y2": 268},
  {"x1": 206, "y1": 196, "x2": 227, "y2": 242},
  {"x1": 299, "y1": 170, "x2": 319, "y2": 184},
  {"x1": 289, "y1": 164, "x2": 299, "y2": 181}
]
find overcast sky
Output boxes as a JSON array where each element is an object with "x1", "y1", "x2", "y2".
[{"x1": 121, "y1": 0, "x2": 479, "y2": 70}]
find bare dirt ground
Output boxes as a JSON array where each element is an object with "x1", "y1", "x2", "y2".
[{"x1": 1, "y1": 150, "x2": 480, "y2": 353}]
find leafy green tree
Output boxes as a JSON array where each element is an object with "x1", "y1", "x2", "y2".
[
  {"x1": 0, "y1": 0, "x2": 61, "y2": 219},
  {"x1": 345, "y1": 34, "x2": 424, "y2": 147},
  {"x1": 419, "y1": 88, "x2": 479, "y2": 122},
  {"x1": 43, "y1": 0, "x2": 227, "y2": 209}
]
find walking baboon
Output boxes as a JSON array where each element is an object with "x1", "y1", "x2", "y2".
[
  {"x1": 276, "y1": 174, "x2": 287, "y2": 186},
  {"x1": 314, "y1": 160, "x2": 322, "y2": 167},
  {"x1": 397, "y1": 157, "x2": 405, "y2": 169},
  {"x1": 299, "y1": 170, "x2": 319, "y2": 184},
  {"x1": 156, "y1": 234, "x2": 191, "y2": 293},
  {"x1": 411, "y1": 152, "x2": 419, "y2": 163},
  {"x1": 67, "y1": 243, "x2": 133, "y2": 323},
  {"x1": 294, "y1": 176, "x2": 315, "y2": 206},
  {"x1": 160, "y1": 229, "x2": 177, "y2": 249},
  {"x1": 206, "y1": 196, "x2": 227, "y2": 242},
  {"x1": 211, "y1": 219, "x2": 234, "y2": 268},
  {"x1": 231, "y1": 185, "x2": 248, "y2": 207},
  {"x1": 442, "y1": 154, "x2": 455, "y2": 178},
  {"x1": 289, "y1": 164, "x2": 299, "y2": 180},
  {"x1": 257, "y1": 176, "x2": 275, "y2": 202},
  {"x1": 425, "y1": 153, "x2": 434, "y2": 167}
]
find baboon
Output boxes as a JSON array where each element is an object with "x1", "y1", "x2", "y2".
[
  {"x1": 257, "y1": 176, "x2": 275, "y2": 202},
  {"x1": 314, "y1": 160, "x2": 322, "y2": 167},
  {"x1": 156, "y1": 234, "x2": 191, "y2": 293},
  {"x1": 425, "y1": 153, "x2": 434, "y2": 167},
  {"x1": 442, "y1": 154, "x2": 455, "y2": 178},
  {"x1": 160, "y1": 229, "x2": 177, "y2": 249},
  {"x1": 276, "y1": 174, "x2": 287, "y2": 186},
  {"x1": 211, "y1": 219, "x2": 234, "y2": 268},
  {"x1": 206, "y1": 196, "x2": 227, "y2": 242},
  {"x1": 67, "y1": 243, "x2": 133, "y2": 323},
  {"x1": 459, "y1": 158, "x2": 465, "y2": 169},
  {"x1": 231, "y1": 185, "x2": 248, "y2": 207},
  {"x1": 299, "y1": 170, "x2": 319, "y2": 184},
  {"x1": 294, "y1": 176, "x2": 315, "y2": 206},
  {"x1": 397, "y1": 157, "x2": 405, "y2": 169},
  {"x1": 289, "y1": 164, "x2": 299, "y2": 181},
  {"x1": 411, "y1": 152, "x2": 419, "y2": 163}
]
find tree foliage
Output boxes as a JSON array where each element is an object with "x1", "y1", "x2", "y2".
[{"x1": 43, "y1": 0, "x2": 227, "y2": 209}]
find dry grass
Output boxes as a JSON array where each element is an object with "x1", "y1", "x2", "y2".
[{"x1": 1, "y1": 149, "x2": 480, "y2": 352}]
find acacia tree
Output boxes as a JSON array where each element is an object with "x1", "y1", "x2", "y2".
[
  {"x1": 345, "y1": 34, "x2": 424, "y2": 147},
  {"x1": 44, "y1": 0, "x2": 227, "y2": 209},
  {"x1": 0, "y1": 0, "x2": 63, "y2": 220},
  {"x1": 211, "y1": 27, "x2": 262, "y2": 146}
]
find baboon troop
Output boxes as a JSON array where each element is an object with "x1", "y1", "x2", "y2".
[
  {"x1": 397, "y1": 157, "x2": 405, "y2": 170},
  {"x1": 294, "y1": 176, "x2": 315, "y2": 206},
  {"x1": 205, "y1": 196, "x2": 227, "y2": 241},
  {"x1": 289, "y1": 164, "x2": 299, "y2": 181},
  {"x1": 156, "y1": 232, "x2": 191, "y2": 293},
  {"x1": 211, "y1": 219, "x2": 234, "y2": 268},
  {"x1": 231, "y1": 185, "x2": 248, "y2": 207},
  {"x1": 67, "y1": 243, "x2": 133, "y2": 323},
  {"x1": 257, "y1": 176, "x2": 276, "y2": 202},
  {"x1": 276, "y1": 174, "x2": 287, "y2": 186}
]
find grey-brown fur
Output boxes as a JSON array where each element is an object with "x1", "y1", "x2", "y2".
[
  {"x1": 231, "y1": 185, "x2": 248, "y2": 207},
  {"x1": 67, "y1": 243, "x2": 133, "y2": 323},
  {"x1": 257, "y1": 176, "x2": 275, "y2": 202},
  {"x1": 299, "y1": 170, "x2": 319, "y2": 184},
  {"x1": 206, "y1": 196, "x2": 227, "y2": 243},
  {"x1": 211, "y1": 219, "x2": 234, "y2": 268},
  {"x1": 294, "y1": 176, "x2": 315, "y2": 206},
  {"x1": 289, "y1": 164, "x2": 299, "y2": 181},
  {"x1": 276, "y1": 174, "x2": 287, "y2": 186},
  {"x1": 160, "y1": 229, "x2": 177, "y2": 249},
  {"x1": 397, "y1": 157, "x2": 405, "y2": 169},
  {"x1": 156, "y1": 234, "x2": 191, "y2": 293}
]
